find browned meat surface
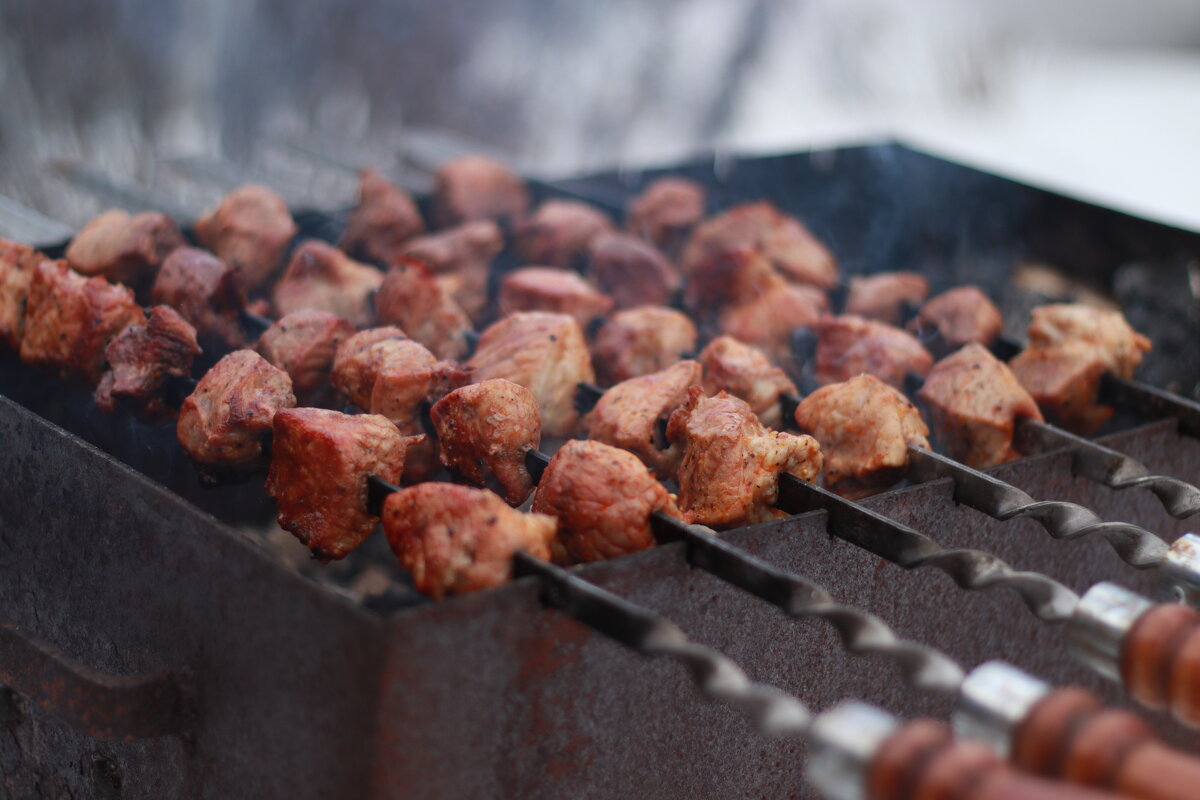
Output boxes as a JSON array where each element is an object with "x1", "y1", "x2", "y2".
[
  {"x1": 272, "y1": 240, "x2": 382, "y2": 328},
  {"x1": 626, "y1": 177, "x2": 706, "y2": 252},
  {"x1": 680, "y1": 201, "x2": 839, "y2": 290},
  {"x1": 845, "y1": 272, "x2": 930, "y2": 325},
  {"x1": 815, "y1": 315, "x2": 933, "y2": 388},
  {"x1": 151, "y1": 247, "x2": 247, "y2": 351},
  {"x1": 402, "y1": 220, "x2": 502, "y2": 322},
  {"x1": 587, "y1": 232, "x2": 680, "y2": 310},
  {"x1": 383, "y1": 482, "x2": 557, "y2": 599},
  {"x1": 533, "y1": 439, "x2": 681, "y2": 564},
  {"x1": 176, "y1": 349, "x2": 296, "y2": 468},
  {"x1": 267, "y1": 408, "x2": 414, "y2": 560},
  {"x1": 467, "y1": 311, "x2": 595, "y2": 438},
  {"x1": 65, "y1": 209, "x2": 184, "y2": 285},
  {"x1": 368, "y1": 339, "x2": 469, "y2": 435},
  {"x1": 720, "y1": 282, "x2": 827, "y2": 364},
  {"x1": 514, "y1": 199, "x2": 614, "y2": 268},
  {"x1": 587, "y1": 360, "x2": 701, "y2": 478},
  {"x1": 499, "y1": 267, "x2": 614, "y2": 328},
  {"x1": 255, "y1": 310, "x2": 355, "y2": 406},
  {"x1": 698, "y1": 335, "x2": 796, "y2": 429},
  {"x1": 667, "y1": 388, "x2": 822, "y2": 527},
  {"x1": 918, "y1": 344, "x2": 1043, "y2": 469},
  {"x1": 591, "y1": 306, "x2": 697, "y2": 386},
  {"x1": 339, "y1": 169, "x2": 425, "y2": 265},
  {"x1": 331, "y1": 326, "x2": 409, "y2": 408},
  {"x1": 1022, "y1": 304, "x2": 1151, "y2": 378},
  {"x1": 194, "y1": 184, "x2": 297, "y2": 290},
  {"x1": 20, "y1": 260, "x2": 145, "y2": 383},
  {"x1": 375, "y1": 258, "x2": 473, "y2": 360},
  {"x1": 432, "y1": 156, "x2": 530, "y2": 228},
  {"x1": 793, "y1": 375, "x2": 930, "y2": 499},
  {"x1": 909, "y1": 286, "x2": 1003, "y2": 353},
  {"x1": 0, "y1": 238, "x2": 43, "y2": 348},
  {"x1": 682, "y1": 247, "x2": 783, "y2": 318},
  {"x1": 431, "y1": 379, "x2": 541, "y2": 506},
  {"x1": 95, "y1": 306, "x2": 200, "y2": 416}
]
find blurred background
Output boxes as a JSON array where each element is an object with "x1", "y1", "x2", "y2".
[{"x1": 2, "y1": 0, "x2": 1199, "y2": 230}]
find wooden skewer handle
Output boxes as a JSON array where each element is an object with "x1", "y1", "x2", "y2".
[{"x1": 1120, "y1": 602, "x2": 1200, "y2": 727}]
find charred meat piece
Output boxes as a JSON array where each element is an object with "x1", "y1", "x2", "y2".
[
  {"x1": 587, "y1": 232, "x2": 680, "y2": 310},
  {"x1": 432, "y1": 156, "x2": 529, "y2": 228},
  {"x1": 467, "y1": 311, "x2": 595, "y2": 439},
  {"x1": 699, "y1": 335, "x2": 796, "y2": 430},
  {"x1": 176, "y1": 349, "x2": 296, "y2": 468},
  {"x1": 402, "y1": 220, "x2": 503, "y2": 323},
  {"x1": 533, "y1": 439, "x2": 682, "y2": 564},
  {"x1": 682, "y1": 247, "x2": 783, "y2": 319},
  {"x1": 383, "y1": 483, "x2": 557, "y2": 600},
  {"x1": 667, "y1": 388, "x2": 822, "y2": 527},
  {"x1": 151, "y1": 247, "x2": 247, "y2": 351},
  {"x1": 815, "y1": 315, "x2": 933, "y2": 389},
  {"x1": 95, "y1": 306, "x2": 200, "y2": 416},
  {"x1": 331, "y1": 326, "x2": 409, "y2": 409},
  {"x1": 499, "y1": 267, "x2": 614, "y2": 329},
  {"x1": 375, "y1": 258, "x2": 473, "y2": 360},
  {"x1": 720, "y1": 282, "x2": 827, "y2": 364},
  {"x1": 793, "y1": 375, "x2": 930, "y2": 499},
  {"x1": 339, "y1": 169, "x2": 425, "y2": 265},
  {"x1": 591, "y1": 306, "x2": 697, "y2": 386},
  {"x1": 626, "y1": 177, "x2": 706, "y2": 252},
  {"x1": 918, "y1": 344, "x2": 1043, "y2": 469},
  {"x1": 19, "y1": 260, "x2": 145, "y2": 383},
  {"x1": 909, "y1": 286, "x2": 1003, "y2": 354},
  {"x1": 194, "y1": 184, "x2": 297, "y2": 291},
  {"x1": 431, "y1": 379, "x2": 541, "y2": 506},
  {"x1": 845, "y1": 272, "x2": 930, "y2": 325},
  {"x1": 513, "y1": 199, "x2": 614, "y2": 268},
  {"x1": 587, "y1": 359, "x2": 702, "y2": 479},
  {"x1": 255, "y1": 310, "x2": 355, "y2": 406},
  {"x1": 272, "y1": 240, "x2": 382, "y2": 328},
  {"x1": 0, "y1": 237, "x2": 44, "y2": 348},
  {"x1": 65, "y1": 209, "x2": 184, "y2": 285},
  {"x1": 267, "y1": 408, "x2": 414, "y2": 561}
]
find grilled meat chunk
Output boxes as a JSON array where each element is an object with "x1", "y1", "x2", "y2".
[
  {"x1": 194, "y1": 184, "x2": 297, "y2": 290},
  {"x1": 339, "y1": 169, "x2": 425, "y2": 265},
  {"x1": 331, "y1": 326, "x2": 409, "y2": 409},
  {"x1": 432, "y1": 155, "x2": 529, "y2": 228},
  {"x1": 682, "y1": 247, "x2": 783, "y2": 319},
  {"x1": 667, "y1": 388, "x2": 822, "y2": 527},
  {"x1": 845, "y1": 272, "x2": 930, "y2": 325},
  {"x1": 272, "y1": 240, "x2": 382, "y2": 328},
  {"x1": 909, "y1": 286, "x2": 1003, "y2": 354},
  {"x1": 375, "y1": 258, "x2": 473, "y2": 360},
  {"x1": 65, "y1": 209, "x2": 184, "y2": 285},
  {"x1": 431, "y1": 379, "x2": 541, "y2": 506},
  {"x1": 591, "y1": 306, "x2": 697, "y2": 386},
  {"x1": 514, "y1": 199, "x2": 614, "y2": 268},
  {"x1": 533, "y1": 439, "x2": 682, "y2": 564},
  {"x1": 815, "y1": 315, "x2": 933, "y2": 389},
  {"x1": 151, "y1": 247, "x2": 247, "y2": 351},
  {"x1": 587, "y1": 232, "x2": 680, "y2": 310},
  {"x1": 95, "y1": 306, "x2": 200, "y2": 416},
  {"x1": 793, "y1": 375, "x2": 930, "y2": 499},
  {"x1": 587, "y1": 360, "x2": 702, "y2": 478},
  {"x1": 20, "y1": 260, "x2": 145, "y2": 383},
  {"x1": 383, "y1": 483, "x2": 557, "y2": 599},
  {"x1": 267, "y1": 408, "x2": 414, "y2": 561},
  {"x1": 255, "y1": 310, "x2": 355, "y2": 406},
  {"x1": 1022, "y1": 304, "x2": 1151, "y2": 378},
  {"x1": 698, "y1": 335, "x2": 796, "y2": 430},
  {"x1": 720, "y1": 282, "x2": 827, "y2": 364},
  {"x1": 626, "y1": 177, "x2": 705, "y2": 252},
  {"x1": 0, "y1": 237, "x2": 43, "y2": 348},
  {"x1": 368, "y1": 340, "x2": 469, "y2": 435},
  {"x1": 467, "y1": 312, "x2": 595, "y2": 439},
  {"x1": 917, "y1": 344, "x2": 1043, "y2": 469},
  {"x1": 401, "y1": 220, "x2": 502, "y2": 323},
  {"x1": 177, "y1": 349, "x2": 296, "y2": 468},
  {"x1": 499, "y1": 267, "x2": 614, "y2": 328}
]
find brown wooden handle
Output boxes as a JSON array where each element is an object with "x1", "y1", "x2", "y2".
[{"x1": 1120, "y1": 602, "x2": 1200, "y2": 727}]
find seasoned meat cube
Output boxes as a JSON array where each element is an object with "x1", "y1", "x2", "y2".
[
  {"x1": 587, "y1": 232, "x2": 680, "y2": 310},
  {"x1": 151, "y1": 247, "x2": 247, "y2": 351},
  {"x1": 626, "y1": 177, "x2": 706, "y2": 252},
  {"x1": 331, "y1": 326, "x2": 409, "y2": 409},
  {"x1": 514, "y1": 200, "x2": 614, "y2": 268},
  {"x1": 339, "y1": 169, "x2": 425, "y2": 265},
  {"x1": 1022, "y1": 304, "x2": 1151, "y2": 379},
  {"x1": 683, "y1": 247, "x2": 783, "y2": 319},
  {"x1": 587, "y1": 360, "x2": 702, "y2": 478},
  {"x1": 431, "y1": 379, "x2": 541, "y2": 506},
  {"x1": 467, "y1": 312, "x2": 595, "y2": 439},
  {"x1": 176, "y1": 349, "x2": 296, "y2": 468},
  {"x1": 432, "y1": 155, "x2": 529, "y2": 228},
  {"x1": 255, "y1": 310, "x2": 355, "y2": 406},
  {"x1": 533, "y1": 439, "x2": 681, "y2": 564},
  {"x1": 591, "y1": 306, "x2": 697, "y2": 386},
  {"x1": 272, "y1": 240, "x2": 382, "y2": 328},
  {"x1": 402, "y1": 220, "x2": 502, "y2": 322},
  {"x1": 64, "y1": 209, "x2": 183, "y2": 285},
  {"x1": 499, "y1": 267, "x2": 614, "y2": 329},
  {"x1": 95, "y1": 306, "x2": 200, "y2": 416},
  {"x1": 815, "y1": 315, "x2": 933, "y2": 389},
  {"x1": 375, "y1": 257, "x2": 473, "y2": 360},
  {"x1": 680, "y1": 201, "x2": 839, "y2": 290},
  {"x1": 720, "y1": 283, "x2": 827, "y2": 364},
  {"x1": 194, "y1": 184, "x2": 297, "y2": 290},
  {"x1": 383, "y1": 483, "x2": 557, "y2": 599},
  {"x1": 793, "y1": 375, "x2": 930, "y2": 499},
  {"x1": 667, "y1": 388, "x2": 822, "y2": 527},
  {"x1": 698, "y1": 335, "x2": 796, "y2": 430},
  {"x1": 20, "y1": 260, "x2": 145, "y2": 383},
  {"x1": 0, "y1": 237, "x2": 43, "y2": 348},
  {"x1": 845, "y1": 272, "x2": 930, "y2": 325},
  {"x1": 267, "y1": 408, "x2": 414, "y2": 561},
  {"x1": 909, "y1": 286, "x2": 1003, "y2": 353},
  {"x1": 368, "y1": 339, "x2": 469, "y2": 435},
  {"x1": 917, "y1": 344, "x2": 1043, "y2": 469}
]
